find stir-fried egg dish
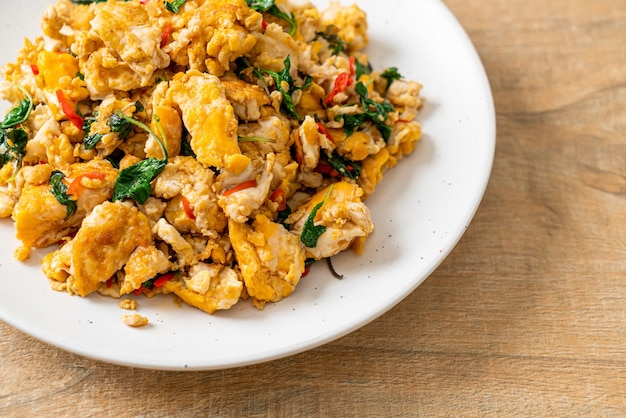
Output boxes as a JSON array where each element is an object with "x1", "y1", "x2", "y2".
[{"x1": 0, "y1": 0, "x2": 422, "y2": 316}]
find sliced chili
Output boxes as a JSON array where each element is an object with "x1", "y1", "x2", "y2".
[
  {"x1": 316, "y1": 122, "x2": 335, "y2": 143},
  {"x1": 30, "y1": 64, "x2": 39, "y2": 75},
  {"x1": 324, "y1": 73, "x2": 350, "y2": 106},
  {"x1": 270, "y1": 188, "x2": 287, "y2": 211},
  {"x1": 223, "y1": 179, "x2": 258, "y2": 197},
  {"x1": 181, "y1": 195, "x2": 196, "y2": 220},
  {"x1": 349, "y1": 56, "x2": 355, "y2": 78},
  {"x1": 324, "y1": 56, "x2": 356, "y2": 106},
  {"x1": 161, "y1": 23, "x2": 173, "y2": 49},
  {"x1": 314, "y1": 161, "x2": 340, "y2": 177},
  {"x1": 153, "y1": 273, "x2": 175, "y2": 288},
  {"x1": 56, "y1": 89, "x2": 84, "y2": 130},
  {"x1": 67, "y1": 172, "x2": 106, "y2": 198}
]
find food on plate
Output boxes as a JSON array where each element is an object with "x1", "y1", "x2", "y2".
[
  {"x1": 122, "y1": 313, "x2": 150, "y2": 327},
  {"x1": 0, "y1": 0, "x2": 423, "y2": 314}
]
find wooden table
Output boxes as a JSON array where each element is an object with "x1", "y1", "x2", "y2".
[{"x1": 2, "y1": 0, "x2": 626, "y2": 415}]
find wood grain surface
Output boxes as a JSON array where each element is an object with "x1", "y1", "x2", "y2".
[{"x1": 2, "y1": 0, "x2": 626, "y2": 416}]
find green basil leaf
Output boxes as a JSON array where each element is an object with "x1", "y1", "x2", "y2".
[
  {"x1": 112, "y1": 158, "x2": 167, "y2": 204},
  {"x1": 246, "y1": 0, "x2": 297, "y2": 36},
  {"x1": 0, "y1": 127, "x2": 28, "y2": 171},
  {"x1": 336, "y1": 113, "x2": 368, "y2": 138},
  {"x1": 317, "y1": 27, "x2": 346, "y2": 55},
  {"x1": 7, "y1": 127, "x2": 28, "y2": 152},
  {"x1": 164, "y1": 0, "x2": 187, "y2": 13},
  {"x1": 0, "y1": 129, "x2": 11, "y2": 168},
  {"x1": 0, "y1": 153, "x2": 10, "y2": 168},
  {"x1": 262, "y1": 56, "x2": 302, "y2": 120},
  {"x1": 1, "y1": 89, "x2": 33, "y2": 129},
  {"x1": 328, "y1": 153, "x2": 361, "y2": 180},
  {"x1": 300, "y1": 186, "x2": 333, "y2": 248},
  {"x1": 110, "y1": 111, "x2": 169, "y2": 204},
  {"x1": 246, "y1": 0, "x2": 274, "y2": 9},
  {"x1": 300, "y1": 204, "x2": 327, "y2": 247},
  {"x1": 84, "y1": 133, "x2": 104, "y2": 150},
  {"x1": 381, "y1": 67, "x2": 402, "y2": 92},
  {"x1": 355, "y1": 81, "x2": 394, "y2": 142},
  {"x1": 266, "y1": 5, "x2": 297, "y2": 36},
  {"x1": 335, "y1": 82, "x2": 394, "y2": 142},
  {"x1": 109, "y1": 112, "x2": 133, "y2": 140},
  {"x1": 301, "y1": 75, "x2": 313, "y2": 91},
  {"x1": 82, "y1": 116, "x2": 103, "y2": 150},
  {"x1": 354, "y1": 59, "x2": 372, "y2": 80},
  {"x1": 82, "y1": 115, "x2": 97, "y2": 132},
  {"x1": 49, "y1": 170, "x2": 77, "y2": 219}
]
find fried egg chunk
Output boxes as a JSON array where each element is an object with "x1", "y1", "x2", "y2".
[
  {"x1": 66, "y1": 201, "x2": 153, "y2": 297},
  {"x1": 229, "y1": 214, "x2": 305, "y2": 305},
  {"x1": 287, "y1": 181, "x2": 374, "y2": 259}
]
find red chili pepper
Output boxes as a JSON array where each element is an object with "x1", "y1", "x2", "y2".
[
  {"x1": 67, "y1": 172, "x2": 106, "y2": 198},
  {"x1": 153, "y1": 273, "x2": 175, "y2": 289},
  {"x1": 314, "y1": 162, "x2": 340, "y2": 177},
  {"x1": 105, "y1": 277, "x2": 114, "y2": 288},
  {"x1": 133, "y1": 287, "x2": 145, "y2": 296},
  {"x1": 269, "y1": 188, "x2": 287, "y2": 212},
  {"x1": 316, "y1": 122, "x2": 335, "y2": 143},
  {"x1": 223, "y1": 179, "x2": 258, "y2": 197},
  {"x1": 56, "y1": 90, "x2": 84, "y2": 130},
  {"x1": 302, "y1": 264, "x2": 312, "y2": 277},
  {"x1": 396, "y1": 119, "x2": 411, "y2": 123},
  {"x1": 324, "y1": 56, "x2": 356, "y2": 106},
  {"x1": 324, "y1": 73, "x2": 350, "y2": 106},
  {"x1": 262, "y1": 19, "x2": 268, "y2": 30},
  {"x1": 161, "y1": 23, "x2": 173, "y2": 49},
  {"x1": 30, "y1": 64, "x2": 39, "y2": 75},
  {"x1": 140, "y1": 0, "x2": 150, "y2": 4},
  {"x1": 181, "y1": 195, "x2": 196, "y2": 220},
  {"x1": 348, "y1": 56, "x2": 355, "y2": 79}
]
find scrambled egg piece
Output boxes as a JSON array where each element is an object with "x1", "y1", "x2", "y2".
[
  {"x1": 288, "y1": 181, "x2": 374, "y2": 260},
  {"x1": 319, "y1": 2, "x2": 368, "y2": 52},
  {"x1": 1, "y1": 0, "x2": 424, "y2": 316},
  {"x1": 122, "y1": 313, "x2": 149, "y2": 327},
  {"x1": 119, "y1": 298, "x2": 138, "y2": 310},
  {"x1": 166, "y1": 70, "x2": 250, "y2": 174},
  {"x1": 163, "y1": 265, "x2": 243, "y2": 314},
  {"x1": 121, "y1": 246, "x2": 171, "y2": 295},
  {"x1": 229, "y1": 214, "x2": 305, "y2": 304},
  {"x1": 73, "y1": 1, "x2": 170, "y2": 98},
  {"x1": 66, "y1": 201, "x2": 152, "y2": 297},
  {"x1": 153, "y1": 156, "x2": 227, "y2": 234},
  {"x1": 165, "y1": 0, "x2": 262, "y2": 75},
  {"x1": 215, "y1": 153, "x2": 275, "y2": 223},
  {"x1": 13, "y1": 159, "x2": 118, "y2": 248}
]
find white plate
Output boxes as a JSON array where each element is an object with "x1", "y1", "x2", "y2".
[{"x1": 0, "y1": 0, "x2": 495, "y2": 370}]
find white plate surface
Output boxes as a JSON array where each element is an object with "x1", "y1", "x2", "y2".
[{"x1": 0, "y1": 0, "x2": 495, "y2": 370}]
